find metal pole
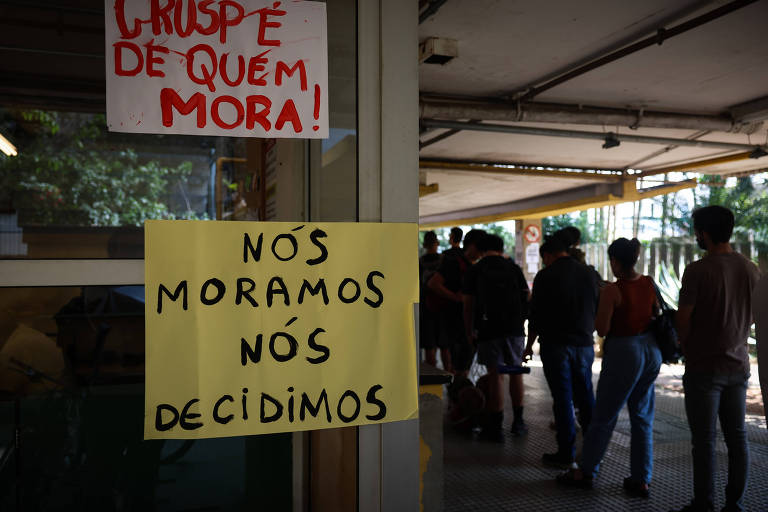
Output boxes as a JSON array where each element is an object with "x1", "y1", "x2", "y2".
[
  {"x1": 418, "y1": 100, "x2": 753, "y2": 133},
  {"x1": 519, "y1": 0, "x2": 761, "y2": 101},
  {"x1": 419, "y1": 118, "x2": 765, "y2": 152},
  {"x1": 419, "y1": 0, "x2": 449, "y2": 24}
]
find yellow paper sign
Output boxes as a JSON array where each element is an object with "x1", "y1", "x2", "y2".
[{"x1": 144, "y1": 220, "x2": 419, "y2": 439}]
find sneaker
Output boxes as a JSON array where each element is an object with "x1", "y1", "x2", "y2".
[
  {"x1": 510, "y1": 421, "x2": 529, "y2": 436},
  {"x1": 541, "y1": 452, "x2": 574, "y2": 469},
  {"x1": 622, "y1": 477, "x2": 650, "y2": 498}
]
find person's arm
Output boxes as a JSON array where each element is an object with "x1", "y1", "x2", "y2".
[
  {"x1": 461, "y1": 265, "x2": 477, "y2": 345},
  {"x1": 594, "y1": 284, "x2": 619, "y2": 337},
  {"x1": 524, "y1": 327, "x2": 537, "y2": 362},
  {"x1": 516, "y1": 264, "x2": 530, "y2": 317},
  {"x1": 523, "y1": 274, "x2": 540, "y2": 361},
  {"x1": 676, "y1": 266, "x2": 697, "y2": 356},
  {"x1": 676, "y1": 304, "x2": 694, "y2": 355},
  {"x1": 427, "y1": 272, "x2": 461, "y2": 302}
]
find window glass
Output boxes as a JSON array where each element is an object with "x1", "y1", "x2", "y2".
[
  {"x1": 0, "y1": 0, "x2": 359, "y2": 509},
  {"x1": 0, "y1": 285, "x2": 293, "y2": 510},
  {"x1": 0, "y1": 108, "x2": 254, "y2": 258}
]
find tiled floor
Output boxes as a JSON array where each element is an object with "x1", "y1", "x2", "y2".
[{"x1": 444, "y1": 360, "x2": 768, "y2": 512}]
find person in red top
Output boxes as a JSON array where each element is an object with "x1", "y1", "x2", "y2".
[{"x1": 557, "y1": 237, "x2": 662, "y2": 498}]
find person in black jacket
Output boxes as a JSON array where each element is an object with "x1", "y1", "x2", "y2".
[
  {"x1": 524, "y1": 234, "x2": 599, "y2": 467},
  {"x1": 463, "y1": 234, "x2": 529, "y2": 441},
  {"x1": 429, "y1": 228, "x2": 485, "y2": 376},
  {"x1": 419, "y1": 231, "x2": 448, "y2": 369}
]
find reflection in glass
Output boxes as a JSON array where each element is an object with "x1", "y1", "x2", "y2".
[
  {"x1": 0, "y1": 109, "x2": 284, "y2": 258},
  {"x1": 0, "y1": 109, "x2": 211, "y2": 227},
  {"x1": 0, "y1": 286, "x2": 292, "y2": 511}
]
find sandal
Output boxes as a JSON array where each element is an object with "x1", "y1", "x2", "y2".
[
  {"x1": 556, "y1": 468, "x2": 593, "y2": 489},
  {"x1": 623, "y1": 477, "x2": 650, "y2": 498}
]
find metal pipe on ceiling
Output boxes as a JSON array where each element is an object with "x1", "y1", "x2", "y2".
[
  {"x1": 506, "y1": 0, "x2": 712, "y2": 101},
  {"x1": 420, "y1": 128, "x2": 462, "y2": 149},
  {"x1": 623, "y1": 130, "x2": 712, "y2": 170},
  {"x1": 518, "y1": 0, "x2": 761, "y2": 101},
  {"x1": 419, "y1": 0, "x2": 449, "y2": 24},
  {"x1": 420, "y1": 118, "x2": 481, "y2": 149},
  {"x1": 419, "y1": 159, "x2": 623, "y2": 181},
  {"x1": 419, "y1": 100, "x2": 760, "y2": 133},
  {"x1": 419, "y1": 118, "x2": 766, "y2": 152},
  {"x1": 632, "y1": 151, "x2": 757, "y2": 178}
]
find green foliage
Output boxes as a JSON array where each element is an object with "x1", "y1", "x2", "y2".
[
  {"x1": 655, "y1": 260, "x2": 681, "y2": 309},
  {"x1": 483, "y1": 223, "x2": 515, "y2": 253},
  {"x1": 705, "y1": 175, "x2": 768, "y2": 243},
  {"x1": 0, "y1": 110, "x2": 205, "y2": 227},
  {"x1": 542, "y1": 211, "x2": 593, "y2": 242},
  {"x1": 664, "y1": 174, "x2": 768, "y2": 244}
]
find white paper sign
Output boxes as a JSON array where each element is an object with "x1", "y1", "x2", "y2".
[
  {"x1": 105, "y1": 0, "x2": 328, "y2": 138},
  {"x1": 525, "y1": 243, "x2": 540, "y2": 264}
]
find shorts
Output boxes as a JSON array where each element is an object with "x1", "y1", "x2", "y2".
[{"x1": 477, "y1": 336, "x2": 525, "y2": 369}]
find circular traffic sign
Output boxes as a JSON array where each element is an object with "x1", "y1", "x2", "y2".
[{"x1": 523, "y1": 224, "x2": 541, "y2": 244}]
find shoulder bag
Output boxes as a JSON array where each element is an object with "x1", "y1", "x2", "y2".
[{"x1": 650, "y1": 278, "x2": 681, "y2": 364}]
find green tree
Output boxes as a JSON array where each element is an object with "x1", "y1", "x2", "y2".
[
  {"x1": 483, "y1": 223, "x2": 515, "y2": 253},
  {"x1": 670, "y1": 174, "x2": 768, "y2": 244},
  {"x1": 542, "y1": 211, "x2": 593, "y2": 242},
  {"x1": 0, "y1": 109, "x2": 203, "y2": 226}
]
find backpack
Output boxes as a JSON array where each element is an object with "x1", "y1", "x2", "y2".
[
  {"x1": 475, "y1": 258, "x2": 526, "y2": 339},
  {"x1": 650, "y1": 279, "x2": 681, "y2": 364}
]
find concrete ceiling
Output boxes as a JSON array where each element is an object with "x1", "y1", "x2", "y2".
[{"x1": 418, "y1": 0, "x2": 768, "y2": 223}]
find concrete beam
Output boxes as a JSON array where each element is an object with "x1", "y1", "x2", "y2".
[{"x1": 419, "y1": 179, "x2": 697, "y2": 228}]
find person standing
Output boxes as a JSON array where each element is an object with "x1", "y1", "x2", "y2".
[
  {"x1": 524, "y1": 234, "x2": 599, "y2": 468},
  {"x1": 556, "y1": 238, "x2": 661, "y2": 497},
  {"x1": 429, "y1": 228, "x2": 485, "y2": 376},
  {"x1": 671, "y1": 206, "x2": 760, "y2": 512},
  {"x1": 462, "y1": 234, "x2": 530, "y2": 441},
  {"x1": 419, "y1": 231, "x2": 449, "y2": 369},
  {"x1": 754, "y1": 274, "x2": 768, "y2": 429}
]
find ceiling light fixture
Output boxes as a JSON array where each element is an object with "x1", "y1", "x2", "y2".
[
  {"x1": 602, "y1": 132, "x2": 620, "y2": 149},
  {"x1": 749, "y1": 147, "x2": 768, "y2": 159},
  {"x1": 0, "y1": 132, "x2": 17, "y2": 157}
]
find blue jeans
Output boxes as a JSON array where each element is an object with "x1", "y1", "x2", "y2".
[
  {"x1": 580, "y1": 333, "x2": 662, "y2": 483},
  {"x1": 683, "y1": 370, "x2": 750, "y2": 512},
  {"x1": 540, "y1": 343, "x2": 596, "y2": 458}
]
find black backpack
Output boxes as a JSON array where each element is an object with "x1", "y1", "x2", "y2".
[
  {"x1": 476, "y1": 258, "x2": 526, "y2": 339},
  {"x1": 650, "y1": 279, "x2": 681, "y2": 364}
]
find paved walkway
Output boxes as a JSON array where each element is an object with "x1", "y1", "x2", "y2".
[{"x1": 444, "y1": 360, "x2": 768, "y2": 512}]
